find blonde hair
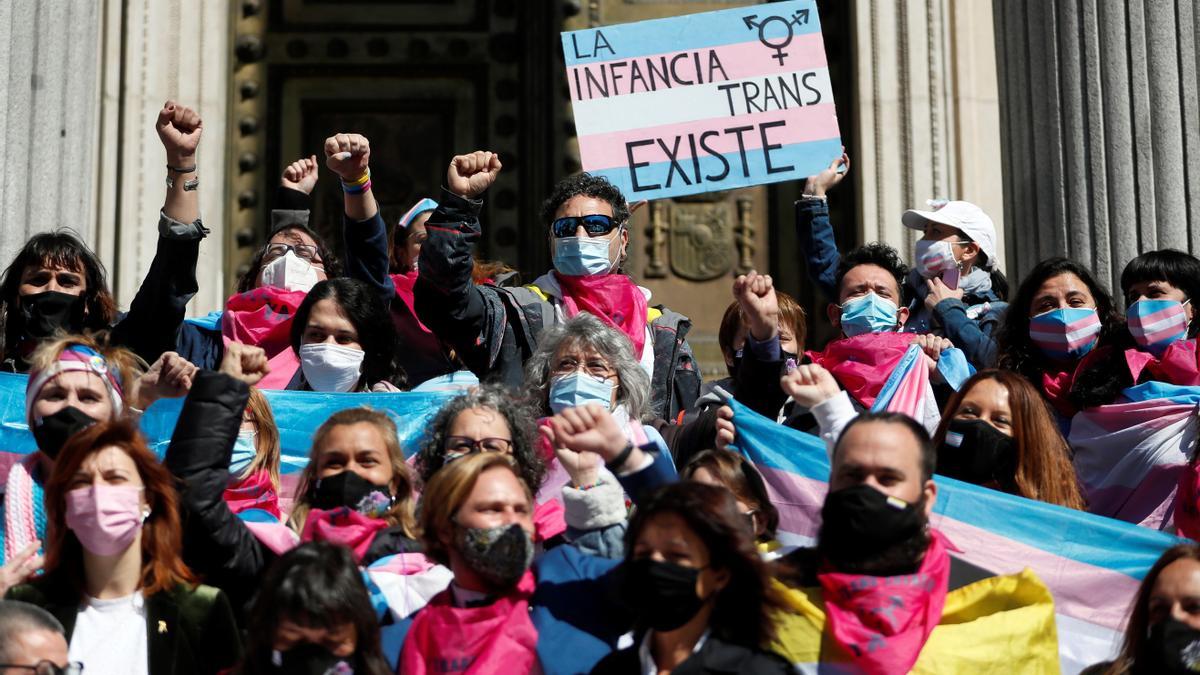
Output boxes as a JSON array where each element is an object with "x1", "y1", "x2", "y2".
[
  {"x1": 418, "y1": 453, "x2": 532, "y2": 566},
  {"x1": 28, "y1": 334, "x2": 147, "y2": 396},
  {"x1": 289, "y1": 407, "x2": 417, "y2": 538},
  {"x1": 241, "y1": 387, "x2": 281, "y2": 491}
]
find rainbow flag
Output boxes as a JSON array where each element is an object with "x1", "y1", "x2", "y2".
[{"x1": 726, "y1": 396, "x2": 1184, "y2": 674}]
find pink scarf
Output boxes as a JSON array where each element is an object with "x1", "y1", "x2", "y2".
[
  {"x1": 807, "y1": 332, "x2": 917, "y2": 408},
  {"x1": 401, "y1": 571, "x2": 540, "y2": 675},
  {"x1": 221, "y1": 287, "x2": 307, "y2": 389},
  {"x1": 555, "y1": 273, "x2": 648, "y2": 357},
  {"x1": 222, "y1": 470, "x2": 281, "y2": 521},
  {"x1": 300, "y1": 507, "x2": 388, "y2": 561},
  {"x1": 1125, "y1": 339, "x2": 1200, "y2": 386},
  {"x1": 3, "y1": 455, "x2": 41, "y2": 562},
  {"x1": 818, "y1": 529, "x2": 951, "y2": 674}
]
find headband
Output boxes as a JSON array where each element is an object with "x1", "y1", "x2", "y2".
[
  {"x1": 397, "y1": 198, "x2": 439, "y2": 230},
  {"x1": 26, "y1": 345, "x2": 124, "y2": 424}
]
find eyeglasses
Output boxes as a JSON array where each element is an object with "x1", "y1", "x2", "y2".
[
  {"x1": 262, "y1": 242, "x2": 323, "y2": 265},
  {"x1": 0, "y1": 662, "x2": 84, "y2": 675},
  {"x1": 550, "y1": 214, "x2": 620, "y2": 239},
  {"x1": 551, "y1": 357, "x2": 615, "y2": 379},
  {"x1": 444, "y1": 436, "x2": 514, "y2": 461}
]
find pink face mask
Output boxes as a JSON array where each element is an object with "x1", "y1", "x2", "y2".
[{"x1": 65, "y1": 485, "x2": 147, "y2": 556}]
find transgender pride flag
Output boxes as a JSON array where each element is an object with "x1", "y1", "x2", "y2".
[
  {"x1": 725, "y1": 396, "x2": 1184, "y2": 674},
  {"x1": 562, "y1": 0, "x2": 843, "y2": 201}
]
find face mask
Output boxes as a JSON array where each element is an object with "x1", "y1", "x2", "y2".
[
  {"x1": 819, "y1": 484, "x2": 924, "y2": 561},
  {"x1": 32, "y1": 406, "x2": 96, "y2": 460},
  {"x1": 456, "y1": 522, "x2": 534, "y2": 589},
  {"x1": 271, "y1": 642, "x2": 354, "y2": 675},
  {"x1": 553, "y1": 236, "x2": 615, "y2": 276},
  {"x1": 1128, "y1": 298, "x2": 1191, "y2": 355},
  {"x1": 229, "y1": 430, "x2": 257, "y2": 476},
  {"x1": 1139, "y1": 617, "x2": 1200, "y2": 674},
  {"x1": 548, "y1": 372, "x2": 615, "y2": 413},
  {"x1": 913, "y1": 240, "x2": 960, "y2": 279},
  {"x1": 260, "y1": 251, "x2": 319, "y2": 293},
  {"x1": 937, "y1": 418, "x2": 1018, "y2": 489},
  {"x1": 1028, "y1": 307, "x2": 1101, "y2": 360},
  {"x1": 621, "y1": 557, "x2": 706, "y2": 632},
  {"x1": 838, "y1": 292, "x2": 899, "y2": 338},
  {"x1": 299, "y1": 343, "x2": 364, "y2": 393},
  {"x1": 20, "y1": 290, "x2": 87, "y2": 340},
  {"x1": 65, "y1": 484, "x2": 147, "y2": 556},
  {"x1": 308, "y1": 471, "x2": 394, "y2": 518}
]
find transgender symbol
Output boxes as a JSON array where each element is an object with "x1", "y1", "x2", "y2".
[{"x1": 742, "y1": 8, "x2": 811, "y2": 65}]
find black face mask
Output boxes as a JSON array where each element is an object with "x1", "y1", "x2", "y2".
[
  {"x1": 32, "y1": 406, "x2": 97, "y2": 460},
  {"x1": 272, "y1": 642, "x2": 354, "y2": 675},
  {"x1": 819, "y1": 484, "x2": 925, "y2": 562},
  {"x1": 308, "y1": 470, "x2": 393, "y2": 514},
  {"x1": 937, "y1": 419, "x2": 1018, "y2": 490},
  {"x1": 620, "y1": 558, "x2": 706, "y2": 632},
  {"x1": 1137, "y1": 617, "x2": 1200, "y2": 674},
  {"x1": 20, "y1": 291, "x2": 87, "y2": 340}
]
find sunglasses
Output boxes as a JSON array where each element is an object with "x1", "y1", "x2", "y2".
[{"x1": 550, "y1": 214, "x2": 620, "y2": 239}]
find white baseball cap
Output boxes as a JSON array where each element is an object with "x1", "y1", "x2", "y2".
[{"x1": 902, "y1": 200, "x2": 997, "y2": 270}]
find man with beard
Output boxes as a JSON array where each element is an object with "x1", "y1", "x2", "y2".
[{"x1": 769, "y1": 411, "x2": 1061, "y2": 673}]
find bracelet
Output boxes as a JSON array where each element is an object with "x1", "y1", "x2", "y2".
[
  {"x1": 341, "y1": 169, "x2": 370, "y2": 189},
  {"x1": 801, "y1": 193, "x2": 827, "y2": 202},
  {"x1": 183, "y1": 177, "x2": 200, "y2": 191},
  {"x1": 342, "y1": 179, "x2": 371, "y2": 195},
  {"x1": 167, "y1": 164, "x2": 197, "y2": 174},
  {"x1": 605, "y1": 442, "x2": 634, "y2": 472}
]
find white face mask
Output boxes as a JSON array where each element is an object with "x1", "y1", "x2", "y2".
[
  {"x1": 299, "y1": 343, "x2": 364, "y2": 392},
  {"x1": 260, "y1": 251, "x2": 319, "y2": 293}
]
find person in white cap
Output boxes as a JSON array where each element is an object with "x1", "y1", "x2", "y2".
[{"x1": 796, "y1": 154, "x2": 1008, "y2": 368}]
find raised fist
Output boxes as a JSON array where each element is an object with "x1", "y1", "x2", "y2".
[
  {"x1": 324, "y1": 133, "x2": 371, "y2": 182},
  {"x1": 156, "y1": 100, "x2": 203, "y2": 164},
  {"x1": 220, "y1": 342, "x2": 270, "y2": 386},
  {"x1": 282, "y1": 155, "x2": 320, "y2": 195},
  {"x1": 447, "y1": 151, "x2": 502, "y2": 199},
  {"x1": 733, "y1": 271, "x2": 780, "y2": 342}
]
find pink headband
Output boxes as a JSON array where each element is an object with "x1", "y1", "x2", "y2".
[{"x1": 25, "y1": 345, "x2": 124, "y2": 424}]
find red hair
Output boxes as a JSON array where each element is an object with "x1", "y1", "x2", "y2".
[{"x1": 45, "y1": 419, "x2": 196, "y2": 595}]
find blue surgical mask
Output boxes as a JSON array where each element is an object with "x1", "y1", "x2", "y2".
[
  {"x1": 553, "y1": 235, "x2": 615, "y2": 276},
  {"x1": 548, "y1": 372, "x2": 615, "y2": 413},
  {"x1": 230, "y1": 430, "x2": 257, "y2": 477},
  {"x1": 839, "y1": 292, "x2": 899, "y2": 337}
]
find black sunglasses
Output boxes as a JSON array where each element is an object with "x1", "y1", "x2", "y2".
[{"x1": 550, "y1": 214, "x2": 620, "y2": 238}]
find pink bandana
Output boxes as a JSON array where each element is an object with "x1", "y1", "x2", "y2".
[
  {"x1": 807, "y1": 332, "x2": 917, "y2": 408},
  {"x1": 300, "y1": 507, "x2": 388, "y2": 561},
  {"x1": 221, "y1": 287, "x2": 307, "y2": 389},
  {"x1": 1125, "y1": 339, "x2": 1200, "y2": 386},
  {"x1": 223, "y1": 470, "x2": 281, "y2": 521},
  {"x1": 555, "y1": 272, "x2": 649, "y2": 357},
  {"x1": 818, "y1": 529, "x2": 951, "y2": 674}
]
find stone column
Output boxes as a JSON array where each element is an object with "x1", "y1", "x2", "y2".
[
  {"x1": 993, "y1": 0, "x2": 1200, "y2": 292},
  {"x1": 851, "y1": 0, "x2": 1006, "y2": 267}
]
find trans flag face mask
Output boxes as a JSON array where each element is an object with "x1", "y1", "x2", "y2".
[
  {"x1": 1028, "y1": 307, "x2": 1101, "y2": 360},
  {"x1": 838, "y1": 292, "x2": 899, "y2": 337},
  {"x1": 1127, "y1": 298, "x2": 1191, "y2": 355}
]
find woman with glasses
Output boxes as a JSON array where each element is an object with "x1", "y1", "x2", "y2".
[{"x1": 6, "y1": 419, "x2": 241, "y2": 674}]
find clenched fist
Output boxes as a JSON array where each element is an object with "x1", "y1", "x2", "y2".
[
  {"x1": 324, "y1": 133, "x2": 371, "y2": 181},
  {"x1": 157, "y1": 100, "x2": 203, "y2": 165},
  {"x1": 447, "y1": 151, "x2": 502, "y2": 199}
]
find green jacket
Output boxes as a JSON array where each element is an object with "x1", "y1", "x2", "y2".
[{"x1": 7, "y1": 575, "x2": 242, "y2": 675}]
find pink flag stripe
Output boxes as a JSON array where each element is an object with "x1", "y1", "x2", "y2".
[
  {"x1": 1028, "y1": 315, "x2": 1101, "y2": 349},
  {"x1": 567, "y1": 34, "x2": 828, "y2": 102},
  {"x1": 1072, "y1": 402, "x2": 1194, "y2": 434},
  {"x1": 1130, "y1": 304, "x2": 1187, "y2": 338},
  {"x1": 577, "y1": 103, "x2": 838, "y2": 171}
]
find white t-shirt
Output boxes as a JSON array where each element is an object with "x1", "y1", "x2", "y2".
[{"x1": 69, "y1": 592, "x2": 149, "y2": 675}]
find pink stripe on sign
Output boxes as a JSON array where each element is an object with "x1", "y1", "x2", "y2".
[
  {"x1": 567, "y1": 34, "x2": 829, "y2": 102},
  {"x1": 578, "y1": 104, "x2": 838, "y2": 171}
]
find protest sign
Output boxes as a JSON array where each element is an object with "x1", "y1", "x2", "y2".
[{"x1": 562, "y1": 0, "x2": 843, "y2": 201}]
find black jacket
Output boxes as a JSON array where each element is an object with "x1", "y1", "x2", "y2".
[
  {"x1": 590, "y1": 634, "x2": 792, "y2": 675},
  {"x1": 7, "y1": 575, "x2": 241, "y2": 675},
  {"x1": 414, "y1": 191, "x2": 702, "y2": 420}
]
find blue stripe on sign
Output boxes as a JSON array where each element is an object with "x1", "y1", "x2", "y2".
[
  {"x1": 589, "y1": 136, "x2": 842, "y2": 203},
  {"x1": 561, "y1": 0, "x2": 820, "y2": 67},
  {"x1": 726, "y1": 397, "x2": 1183, "y2": 581}
]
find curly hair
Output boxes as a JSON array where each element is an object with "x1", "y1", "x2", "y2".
[
  {"x1": 236, "y1": 224, "x2": 343, "y2": 294},
  {"x1": 415, "y1": 384, "x2": 545, "y2": 492},
  {"x1": 524, "y1": 313, "x2": 651, "y2": 421},
  {"x1": 539, "y1": 173, "x2": 631, "y2": 227},
  {"x1": 834, "y1": 242, "x2": 909, "y2": 304}
]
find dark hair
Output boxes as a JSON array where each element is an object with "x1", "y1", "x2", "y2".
[
  {"x1": 1109, "y1": 543, "x2": 1200, "y2": 675},
  {"x1": 625, "y1": 482, "x2": 783, "y2": 647},
  {"x1": 0, "y1": 600, "x2": 65, "y2": 661},
  {"x1": 834, "y1": 411, "x2": 935, "y2": 482},
  {"x1": 718, "y1": 291, "x2": 808, "y2": 375},
  {"x1": 1120, "y1": 249, "x2": 1200, "y2": 336},
  {"x1": 416, "y1": 384, "x2": 545, "y2": 492},
  {"x1": 682, "y1": 449, "x2": 781, "y2": 541},
  {"x1": 0, "y1": 231, "x2": 118, "y2": 362},
  {"x1": 238, "y1": 542, "x2": 390, "y2": 675},
  {"x1": 236, "y1": 224, "x2": 343, "y2": 294},
  {"x1": 995, "y1": 257, "x2": 1119, "y2": 388},
  {"x1": 539, "y1": 173, "x2": 631, "y2": 227},
  {"x1": 290, "y1": 278, "x2": 407, "y2": 390},
  {"x1": 833, "y1": 242, "x2": 909, "y2": 304}
]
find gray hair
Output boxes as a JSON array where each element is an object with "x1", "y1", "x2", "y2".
[
  {"x1": 0, "y1": 600, "x2": 65, "y2": 661},
  {"x1": 525, "y1": 313, "x2": 652, "y2": 421}
]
